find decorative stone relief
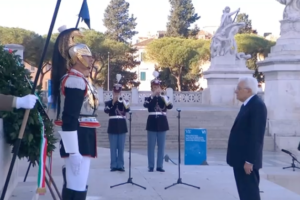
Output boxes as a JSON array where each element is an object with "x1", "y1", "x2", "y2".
[
  {"x1": 210, "y1": 6, "x2": 251, "y2": 61},
  {"x1": 277, "y1": 0, "x2": 300, "y2": 36}
]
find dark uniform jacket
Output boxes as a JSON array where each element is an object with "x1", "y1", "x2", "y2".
[
  {"x1": 54, "y1": 69, "x2": 100, "y2": 158},
  {"x1": 104, "y1": 99, "x2": 130, "y2": 134},
  {"x1": 144, "y1": 95, "x2": 173, "y2": 132},
  {"x1": 226, "y1": 95, "x2": 267, "y2": 169}
]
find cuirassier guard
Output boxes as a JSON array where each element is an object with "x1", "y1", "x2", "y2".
[
  {"x1": 51, "y1": 25, "x2": 100, "y2": 199},
  {"x1": 104, "y1": 74, "x2": 130, "y2": 172},
  {"x1": 144, "y1": 71, "x2": 173, "y2": 172}
]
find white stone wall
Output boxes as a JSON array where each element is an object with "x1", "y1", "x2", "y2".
[{"x1": 0, "y1": 119, "x2": 19, "y2": 200}]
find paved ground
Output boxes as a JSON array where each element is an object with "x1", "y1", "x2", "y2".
[{"x1": 7, "y1": 144, "x2": 300, "y2": 200}]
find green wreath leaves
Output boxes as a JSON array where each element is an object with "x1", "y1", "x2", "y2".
[{"x1": 0, "y1": 45, "x2": 56, "y2": 164}]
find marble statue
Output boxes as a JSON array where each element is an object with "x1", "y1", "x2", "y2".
[
  {"x1": 277, "y1": 0, "x2": 300, "y2": 20},
  {"x1": 210, "y1": 6, "x2": 251, "y2": 60}
]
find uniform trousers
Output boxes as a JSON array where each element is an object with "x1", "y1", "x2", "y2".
[
  {"x1": 64, "y1": 156, "x2": 91, "y2": 191},
  {"x1": 108, "y1": 133, "x2": 126, "y2": 169},
  {"x1": 147, "y1": 131, "x2": 166, "y2": 169}
]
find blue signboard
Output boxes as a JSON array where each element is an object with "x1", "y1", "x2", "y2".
[{"x1": 184, "y1": 128, "x2": 207, "y2": 165}]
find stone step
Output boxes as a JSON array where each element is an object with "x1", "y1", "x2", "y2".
[{"x1": 97, "y1": 136, "x2": 275, "y2": 151}]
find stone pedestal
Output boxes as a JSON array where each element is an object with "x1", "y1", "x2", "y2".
[
  {"x1": 258, "y1": 18, "x2": 300, "y2": 154},
  {"x1": 203, "y1": 54, "x2": 253, "y2": 106},
  {"x1": 0, "y1": 119, "x2": 19, "y2": 200}
]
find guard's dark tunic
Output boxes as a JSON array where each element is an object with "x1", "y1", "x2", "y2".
[
  {"x1": 104, "y1": 99, "x2": 130, "y2": 134},
  {"x1": 54, "y1": 69, "x2": 100, "y2": 158},
  {"x1": 144, "y1": 95, "x2": 173, "y2": 132}
]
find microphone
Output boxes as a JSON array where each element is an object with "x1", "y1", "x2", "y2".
[
  {"x1": 281, "y1": 149, "x2": 292, "y2": 155},
  {"x1": 176, "y1": 108, "x2": 181, "y2": 112},
  {"x1": 129, "y1": 111, "x2": 132, "y2": 114}
]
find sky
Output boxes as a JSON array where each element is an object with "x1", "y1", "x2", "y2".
[{"x1": 0, "y1": 0, "x2": 284, "y2": 42}]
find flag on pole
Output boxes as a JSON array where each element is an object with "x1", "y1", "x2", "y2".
[{"x1": 79, "y1": 0, "x2": 91, "y2": 29}]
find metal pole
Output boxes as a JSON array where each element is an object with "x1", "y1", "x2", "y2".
[
  {"x1": 0, "y1": 1, "x2": 62, "y2": 199},
  {"x1": 107, "y1": 52, "x2": 110, "y2": 91}
]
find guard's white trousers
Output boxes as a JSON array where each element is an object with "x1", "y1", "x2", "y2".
[{"x1": 64, "y1": 157, "x2": 91, "y2": 191}]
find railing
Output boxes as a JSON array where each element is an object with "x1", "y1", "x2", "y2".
[{"x1": 42, "y1": 88, "x2": 265, "y2": 106}]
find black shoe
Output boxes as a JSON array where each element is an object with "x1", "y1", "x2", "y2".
[
  {"x1": 148, "y1": 168, "x2": 154, "y2": 172},
  {"x1": 110, "y1": 168, "x2": 118, "y2": 172},
  {"x1": 156, "y1": 168, "x2": 165, "y2": 172},
  {"x1": 118, "y1": 167, "x2": 125, "y2": 172}
]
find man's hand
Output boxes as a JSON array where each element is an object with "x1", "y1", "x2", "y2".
[
  {"x1": 16, "y1": 94, "x2": 38, "y2": 109},
  {"x1": 112, "y1": 93, "x2": 118, "y2": 104},
  {"x1": 244, "y1": 162, "x2": 253, "y2": 175},
  {"x1": 69, "y1": 153, "x2": 83, "y2": 175}
]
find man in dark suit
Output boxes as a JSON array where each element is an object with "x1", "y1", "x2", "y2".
[{"x1": 226, "y1": 77, "x2": 267, "y2": 200}]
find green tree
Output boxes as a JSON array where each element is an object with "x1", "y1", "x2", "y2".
[
  {"x1": 0, "y1": 45, "x2": 56, "y2": 163},
  {"x1": 236, "y1": 13, "x2": 254, "y2": 34},
  {"x1": 146, "y1": 37, "x2": 210, "y2": 91},
  {"x1": 166, "y1": 0, "x2": 200, "y2": 38},
  {"x1": 103, "y1": 0, "x2": 138, "y2": 43},
  {"x1": 0, "y1": 26, "x2": 56, "y2": 86},
  {"x1": 235, "y1": 34, "x2": 275, "y2": 81},
  {"x1": 76, "y1": 29, "x2": 140, "y2": 90}
]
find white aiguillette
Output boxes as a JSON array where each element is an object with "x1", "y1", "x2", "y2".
[{"x1": 58, "y1": 130, "x2": 79, "y2": 154}]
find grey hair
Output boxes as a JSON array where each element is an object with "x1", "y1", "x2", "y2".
[{"x1": 238, "y1": 76, "x2": 258, "y2": 95}]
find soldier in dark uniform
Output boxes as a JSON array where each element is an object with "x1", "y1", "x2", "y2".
[
  {"x1": 104, "y1": 74, "x2": 130, "y2": 172},
  {"x1": 51, "y1": 25, "x2": 100, "y2": 199},
  {"x1": 144, "y1": 71, "x2": 173, "y2": 172}
]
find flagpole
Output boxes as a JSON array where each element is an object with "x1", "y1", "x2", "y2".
[
  {"x1": 76, "y1": 0, "x2": 85, "y2": 28},
  {"x1": 0, "y1": 0, "x2": 62, "y2": 199}
]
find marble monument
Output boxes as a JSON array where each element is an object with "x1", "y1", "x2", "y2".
[
  {"x1": 258, "y1": 0, "x2": 300, "y2": 154},
  {"x1": 203, "y1": 7, "x2": 253, "y2": 106}
]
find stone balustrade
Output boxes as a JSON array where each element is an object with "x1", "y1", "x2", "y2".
[{"x1": 96, "y1": 87, "x2": 265, "y2": 106}]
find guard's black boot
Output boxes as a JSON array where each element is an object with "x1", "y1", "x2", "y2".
[
  {"x1": 62, "y1": 186, "x2": 74, "y2": 200},
  {"x1": 73, "y1": 190, "x2": 87, "y2": 200}
]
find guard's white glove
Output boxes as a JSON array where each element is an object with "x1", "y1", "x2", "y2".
[
  {"x1": 69, "y1": 153, "x2": 83, "y2": 175},
  {"x1": 16, "y1": 94, "x2": 38, "y2": 109}
]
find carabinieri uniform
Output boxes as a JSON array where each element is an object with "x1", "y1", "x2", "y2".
[
  {"x1": 51, "y1": 25, "x2": 100, "y2": 200},
  {"x1": 104, "y1": 74, "x2": 130, "y2": 171},
  {"x1": 144, "y1": 71, "x2": 173, "y2": 172}
]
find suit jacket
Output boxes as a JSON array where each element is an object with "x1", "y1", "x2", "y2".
[
  {"x1": 0, "y1": 94, "x2": 16, "y2": 111},
  {"x1": 226, "y1": 95, "x2": 267, "y2": 169}
]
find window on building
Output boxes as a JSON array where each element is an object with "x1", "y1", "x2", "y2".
[{"x1": 140, "y1": 72, "x2": 146, "y2": 81}]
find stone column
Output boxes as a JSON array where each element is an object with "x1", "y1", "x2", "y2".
[{"x1": 257, "y1": 3, "x2": 300, "y2": 153}]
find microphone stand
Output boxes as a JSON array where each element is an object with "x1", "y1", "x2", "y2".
[
  {"x1": 110, "y1": 111, "x2": 146, "y2": 190},
  {"x1": 165, "y1": 109, "x2": 200, "y2": 190},
  {"x1": 282, "y1": 150, "x2": 300, "y2": 171}
]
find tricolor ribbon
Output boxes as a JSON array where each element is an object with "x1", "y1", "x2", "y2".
[{"x1": 36, "y1": 112, "x2": 47, "y2": 195}]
